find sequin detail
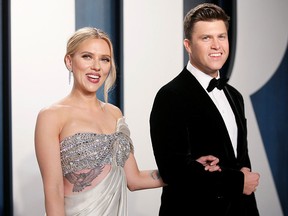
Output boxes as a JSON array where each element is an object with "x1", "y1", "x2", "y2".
[{"x1": 60, "y1": 131, "x2": 132, "y2": 176}]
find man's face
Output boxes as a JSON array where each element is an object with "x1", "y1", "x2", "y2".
[{"x1": 184, "y1": 20, "x2": 229, "y2": 77}]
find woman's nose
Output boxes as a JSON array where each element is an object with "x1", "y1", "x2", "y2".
[{"x1": 91, "y1": 60, "x2": 101, "y2": 71}]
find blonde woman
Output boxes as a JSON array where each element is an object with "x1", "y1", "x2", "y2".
[{"x1": 35, "y1": 27, "x2": 220, "y2": 216}]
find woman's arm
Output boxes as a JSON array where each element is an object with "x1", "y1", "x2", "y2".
[
  {"x1": 34, "y1": 108, "x2": 65, "y2": 216},
  {"x1": 124, "y1": 153, "x2": 166, "y2": 191},
  {"x1": 124, "y1": 153, "x2": 220, "y2": 191}
]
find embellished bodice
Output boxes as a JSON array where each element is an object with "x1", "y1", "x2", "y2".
[{"x1": 60, "y1": 118, "x2": 133, "y2": 176}]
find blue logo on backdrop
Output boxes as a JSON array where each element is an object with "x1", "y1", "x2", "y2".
[{"x1": 251, "y1": 46, "x2": 288, "y2": 216}]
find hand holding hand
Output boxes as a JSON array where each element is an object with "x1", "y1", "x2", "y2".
[
  {"x1": 196, "y1": 155, "x2": 221, "y2": 172},
  {"x1": 241, "y1": 167, "x2": 260, "y2": 195}
]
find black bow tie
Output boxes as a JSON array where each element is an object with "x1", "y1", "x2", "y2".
[{"x1": 206, "y1": 78, "x2": 229, "y2": 92}]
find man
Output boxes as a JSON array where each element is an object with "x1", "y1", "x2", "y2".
[{"x1": 150, "y1": 3, "x2": 260, "y2": 215}]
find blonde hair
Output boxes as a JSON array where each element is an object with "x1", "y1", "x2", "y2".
[{"x1": 64, "y1": 27, "x2": 116, "y2": 102}]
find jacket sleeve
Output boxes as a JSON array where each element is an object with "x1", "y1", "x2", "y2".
[{"x1": 150, "y1": 85, "x2": 245, "y2": 198}]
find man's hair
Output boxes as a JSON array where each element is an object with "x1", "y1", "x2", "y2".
[{"x1": 184, "y1": 3, "x2": 230, "y2": 40}]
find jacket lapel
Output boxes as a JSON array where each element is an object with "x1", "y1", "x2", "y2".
[
  {"x1": 182, "y1": 69, "x2": 237, "y2": 161},
  {"x1": 223, "y1": 86, "x2": 246, "y2": 161}
]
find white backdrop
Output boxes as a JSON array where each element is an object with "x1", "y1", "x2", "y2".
[
  {"x1": 11, "y1": 1, "x2": 75, "y2": 215},
  {"x1": 11, "y1": 0, "x2": 287, "y2": 215}
]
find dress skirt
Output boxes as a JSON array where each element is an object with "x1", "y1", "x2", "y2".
[{"x1": 64, "y1": 165, "x2": 127, "y2": 216}]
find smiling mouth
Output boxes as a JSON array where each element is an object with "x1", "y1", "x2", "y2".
[
  {"x1": 87, "y1": 74, "x2": 100, "y2": 79},
  {"x1": 210, "y1": 53, "x2": 221, "y2": 57},
  {"x1": 87, "y1": 74, "x2": 100, "y2": 80}
]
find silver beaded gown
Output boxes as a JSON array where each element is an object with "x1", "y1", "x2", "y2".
[{"x1": 60, "y1": 117, "x2": 133, "y2": 216}]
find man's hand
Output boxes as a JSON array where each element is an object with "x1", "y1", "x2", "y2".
[
  {"x1": 241, "y1": 167, "x2": 260, "y2": 195},
  {"x1": 196, "y1": 155, "x2": 221, "y2": 172}
]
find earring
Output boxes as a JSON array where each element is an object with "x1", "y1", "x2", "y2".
[{"x1": 69, "y1": 70, "x2": 72, "y2": 85}]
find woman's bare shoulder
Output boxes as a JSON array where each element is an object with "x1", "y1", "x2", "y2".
[
  {"x1": 36, "y1": 99, "x2": 72, "y2": 123},
  {"x1": 38, "y1": 103, "x2": 66, "y2": 115},
  {"x1": 102, "y1": 102, "x2": 123, "y2": 119}
]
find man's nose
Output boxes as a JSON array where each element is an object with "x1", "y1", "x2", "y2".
[{"x1": 211, "y1": 38, "x2": 220, "y2": 49}]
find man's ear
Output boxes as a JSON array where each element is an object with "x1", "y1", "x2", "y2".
[{"x1": 183, "y1": 39, "x2": 192, "y2": 54}]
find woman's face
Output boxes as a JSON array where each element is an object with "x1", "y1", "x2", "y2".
[{"x1": 67, "y1": 38, "x2": 111, "y2": 94}]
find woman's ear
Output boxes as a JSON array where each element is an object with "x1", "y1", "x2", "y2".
[{"x1": 65, "y1": 55, "x2": 72, "y2": 71}]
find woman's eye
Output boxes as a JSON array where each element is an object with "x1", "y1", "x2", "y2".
[
  {"x1": 82, "y1": 54, "x2": 92, "y2": 59},
  {"x1": 102, "y1": 58, "x2": 110, "y2": 62}
]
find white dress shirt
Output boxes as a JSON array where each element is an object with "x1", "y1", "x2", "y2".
[{"x1": 187, "y1": 62, "x2": 238, "y2": 157}]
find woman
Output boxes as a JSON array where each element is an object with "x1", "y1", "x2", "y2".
[{"x1": 35, "y1": 27, "x2": 220, "y2": 216}]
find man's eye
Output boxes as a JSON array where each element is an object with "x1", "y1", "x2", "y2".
[
  {"x1": 202, "y1": 36, "x2": 209, "y2": 41},
  {"x1": 219, "y1": 35, "x2": 226, "y2": 40}
]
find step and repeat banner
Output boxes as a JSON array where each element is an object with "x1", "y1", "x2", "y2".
[{"x1": 11, "y1": 0, "x2": 287, "y2": 215}]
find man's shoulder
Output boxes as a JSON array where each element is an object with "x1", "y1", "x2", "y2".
[
  {"x1": 154, "y1": 69, "x2": 196, "y2": 103},
  {"x1": 226, "y1": 83, "x2": 243, "y2": 97},
  {"x1": 160, "y1": 68, "x2": 192, "y2": 89}
]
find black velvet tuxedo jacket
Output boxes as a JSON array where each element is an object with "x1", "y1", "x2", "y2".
[{"x1": 150, "y1": 67, "x2": 259, "y2": 216}]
